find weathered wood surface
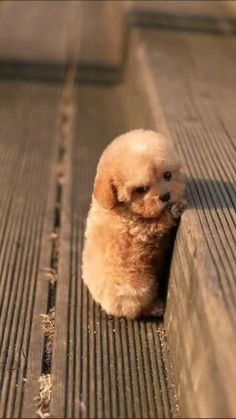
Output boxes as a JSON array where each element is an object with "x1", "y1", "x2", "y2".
[
  {"x1": 0, "y1": 81, "x2": 63, "y2": 418},
  {"x1": 50, "y1": 77, "x2": 177, "y2": 418},
  {"x1": 137, "y1": 29, "x2": 236, "y2": 417}
]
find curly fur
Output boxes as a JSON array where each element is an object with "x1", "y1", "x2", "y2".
[{"x1": 82, "y1": 130, "x2": 186, "y2": 319}]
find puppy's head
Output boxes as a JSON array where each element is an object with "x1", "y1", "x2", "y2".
[{"x1": 94, "y1": 130, "x2": 186, "y2": 219}]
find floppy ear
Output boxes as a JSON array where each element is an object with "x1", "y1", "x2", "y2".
[{"x1": 93, "y1": 172, "x2": 117, "y2": 209}]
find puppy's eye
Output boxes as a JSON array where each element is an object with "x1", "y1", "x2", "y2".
[
  {"x1": 163, "y1": 172, "x2": 172, "y2": 181},
  {"x1": 135, "y1": 186, "x2": 149, "y2": 194}
]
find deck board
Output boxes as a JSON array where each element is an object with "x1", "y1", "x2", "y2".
[{"x1": 0, "y1": 81, "x2": 62, "y2": 418}]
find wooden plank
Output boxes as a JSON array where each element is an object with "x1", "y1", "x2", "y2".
[
  {"x1": 50, "y1": 72, "x2": 177, "y2": 417},
  {"x1": 0, "y1": 81, "x2": 62, "y2": 418},
  {"x1": 137, "y1": 29, "x2": 236, "y2": 417}
]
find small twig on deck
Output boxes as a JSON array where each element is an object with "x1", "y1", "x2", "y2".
[{"x1": 34, "y1": 374, "x2": 52, "y2": 418}]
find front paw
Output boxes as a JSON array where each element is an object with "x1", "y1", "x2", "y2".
[
  {"x1": 170, "y1": 201, "x2": 187, "y2": 219},
  {"x1": 142, "y1": 298, "x2": 165, "y2": 318}
]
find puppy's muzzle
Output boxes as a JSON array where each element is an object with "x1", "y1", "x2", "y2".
[{"x1": 159, "y1": 192, "x2": 170, "y2": 202}]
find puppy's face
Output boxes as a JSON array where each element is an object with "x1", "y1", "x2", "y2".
[
  {"x1": 94, "y1": 130, "x2": 186, "y2": 219},
  {"x1": 123, "y1": 162, "x2": 185, "y2": 219}
]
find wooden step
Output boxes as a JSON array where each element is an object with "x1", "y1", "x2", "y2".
[{"x1": 134, "y1": 27, "x2": 236, "y2": 417}]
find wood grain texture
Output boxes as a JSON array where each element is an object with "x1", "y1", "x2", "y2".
[
  {"x1": 137, "y1": 29, "x2": 236, "y2": 417},
  {"x1": 0, "y1": 81, "x2": 62, "y2": 418}
]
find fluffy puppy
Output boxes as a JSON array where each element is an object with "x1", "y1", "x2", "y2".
[{"x1": 82, "y1": 130, "x2": 186, "y2": 319}]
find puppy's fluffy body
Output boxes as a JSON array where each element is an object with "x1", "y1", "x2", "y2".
[{"x1": 82, "y1": 130, "x2": 186, "y2": 319}]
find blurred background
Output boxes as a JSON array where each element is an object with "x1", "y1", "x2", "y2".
[{"x1": 0, "y1": 0, "x2": 236, "y2": 81}]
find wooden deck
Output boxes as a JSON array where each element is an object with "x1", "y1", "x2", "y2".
[
  {"x1": 0, "y1": 2, "x2": 236, "y2": 418},
  {"x1": 0, "y1": 81, "x2": 62, "y2": 418}
]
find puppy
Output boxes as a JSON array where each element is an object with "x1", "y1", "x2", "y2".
[{"x1": 82, "y1": 130, "x2": 186, "y2": 319}]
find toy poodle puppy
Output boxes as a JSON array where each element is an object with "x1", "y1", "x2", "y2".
[{"x1": 82, "y1": 130, "x2": 186, "y2": 319}]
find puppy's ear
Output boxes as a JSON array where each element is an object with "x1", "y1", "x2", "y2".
[{"x1": 93, "y1": 172, "x2": 117, "y2": 209}]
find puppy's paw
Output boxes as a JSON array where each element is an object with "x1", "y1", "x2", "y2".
[
  {"x1": 170, "y1": 200, "x2": 187, "y2": 220},
  {"x1": 142, "y1": 298, "x2": 164, "y2": 318}
]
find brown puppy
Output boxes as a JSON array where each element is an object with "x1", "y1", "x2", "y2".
[{"x1": 82, "y1": 130, "x2": 186, "y2": 319}]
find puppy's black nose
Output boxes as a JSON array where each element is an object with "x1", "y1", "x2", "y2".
[{"x1": 159, "y1": 192, "x2": 170, "y2": 202}]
